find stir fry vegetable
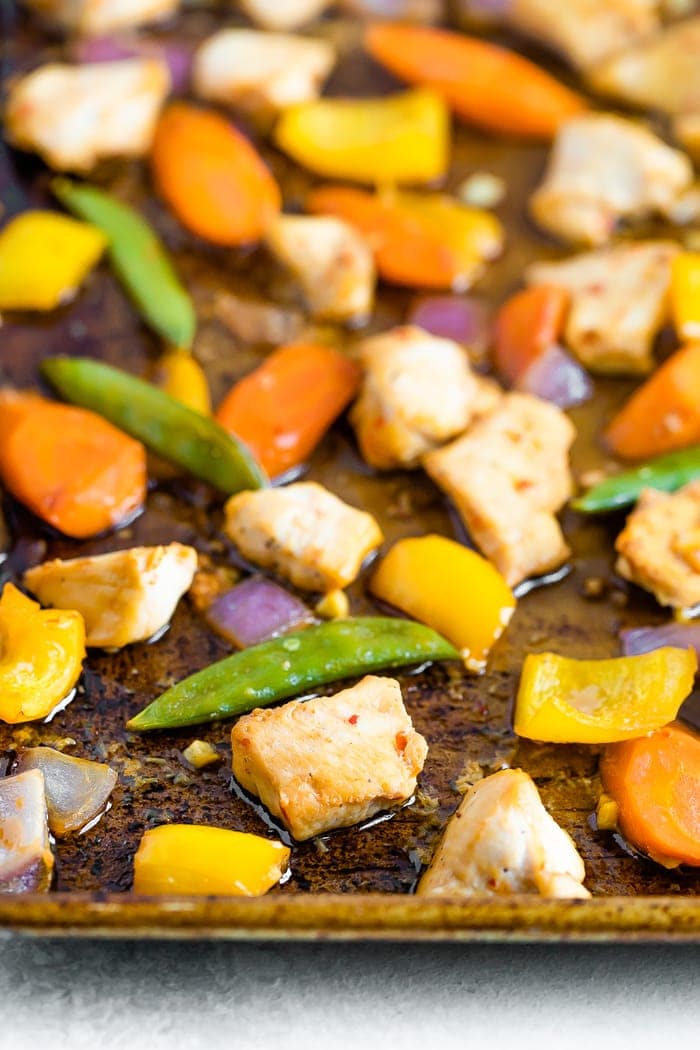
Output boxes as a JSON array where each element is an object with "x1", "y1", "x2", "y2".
[
  {"x1": 307, "y1": 186, "x2": 504, "y2": 290},
  {"x1": 14, "y1": 748, "x2": 117, "y2": 836},
  {"x1": 152, "y1": 349, "x2": 211, "y2": 414},
  {"x1": 133, "y1": 824, "x2": 290, "y2": 895},
  {"x1": 275, "y1": 89, "x2": 448, "y2": 184},
  {"x1": 370, "y1": 535, "x2": 515, "y2": 672},
  {"x1": 364, "y1": 23, "x2": 587, "y2": 138},
  {"x1": 514, "y1": 649, "x2": 696, "y2": 744},
  {"x1": 52, "y1": 179, "x2": 196, "y2": 350},
  {"x1": 0, "y1": 210, "x2": 106, "y2": 311},
  {"x1": 0, "y1": 770, "x2": 53, "y2": 894},
  {"x1": 573, "y1": 445, "x2": 700, "y2": 513},
  {"x1": 671, "y1": 252, "x2": 700, "y2": 342},
  {"x1": 127, "y1": 617, "x2": 458, "y2": 730},
  {"x1": 601, "y1": 723, "x2": 700, "y2": 868},
  {"x1": 0, "y1": 390, "x2": 146, "y2": 538},
  {"x1": 0, "y1": 584, "x2": 85, "y2": 725},
  {"x1": 604, "y1": 344, "x2": 700, "y2": 460},
  {"x1": 41, "y1": 356, "x2": 267, "y2": 494},
  {"x1": 215, "y1": 342, "x2": 360, "y2": 479},
  {"x1": 493, "y1": 285, "x2": 569, "y2": 385},
  {"x1": 151, "y1": 102, "x2": 281, "y2": 245}
]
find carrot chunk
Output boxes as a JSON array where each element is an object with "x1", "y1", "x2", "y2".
[{"x1": 494, "y1": 285, "x2": 569, "y2": 385}]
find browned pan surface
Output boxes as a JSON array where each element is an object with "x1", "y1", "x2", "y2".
[{"x1": 1, "y1": 4, "x2": 699, "y2": 939}]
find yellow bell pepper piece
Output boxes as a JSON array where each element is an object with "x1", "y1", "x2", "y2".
[
  {"x1": 514, "y1": 648, "x2": 697, "y2": 744},
  {"x1": 274, "y1": 88, "x2": 449, "y2": 185},
  {"x1": 0, "y1": 583, "x2": 86, "y2": 724},
  {"x1": 370, "y1": 534, "x2": 515, "y2": 672},
  {"x1": 153, "y1": 349, "x2": 212, "y2": 415},
  {"x1": 671, "y1": 252, "x2": 700, "y2": 342},
  {"x1": 132, "y1": 824, "x2": 290, "y2": 896},
  {"x1": 0, "y1": 210, "x2": 106, "y2": 311}
]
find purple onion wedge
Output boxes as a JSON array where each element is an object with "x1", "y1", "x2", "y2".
[
  {"x1": 408, "y1": 295, "x2": 492, "y2": 364},
  {"x1": 14, "y1": 748, "x2": 117, "y2": 837},
  {"x1": 620, "y1": 622, "x2": 700, "y2": 663},
  {"x1": 516, "y1": 344, "x2": 593, "y2": 410},
  {"x1": 0, "y1": 769, "x2": 53, "y2": 893},
  {"x1": 204, "y1": 576, "x2": 315, "y2": 649},
  {"x1": 71, "y1": 37, "x2": 193, "y2": 93}
]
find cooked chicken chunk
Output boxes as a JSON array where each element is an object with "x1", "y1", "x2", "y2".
[
  {"x1": 589, "y1": 17, "x2": 700, "y2": 123},
  {"x1": 424, "y1": 393, "x2": 574, "y2": 587},
  {"x1": 265, "y1": 215, "x2": 375, "y2": 323},
  {"x1": 193, "y1": 29, "x2": 335, "y2": 114},
  {"x1": 351, "y1": 326, "x2": 483, "y2": 470},
  {"x1": 231, "y1": 675, "x2": 428, "y2": 840},
  {"x1": 417, "y1": 768, "x2": 590, "y2": 898},
  {"x1": 0, "y1": 769, "x2": 53, "y2": 895},
  {"x1": 224, "y1": 482, "x2": 382, "y2": 592},
  {"x1": 527, "y1": 241, "x2": 679, "y2": 375},
  {"x1": 4, "y1": 59, "x2": 170, "y2": 172},
  {"x1": 616, "y1": 481, "x2": 700, "y2": 610},
  {"x1": 239, "y1": 0, "x2": 331, "y2": 29},
  {"x1": 530, "y1": 115, "x2": 693, "y2": 246},
  {"x1": 501, "y1": 0, "x2": 660, "y2": 70},
  {"x1": 23, "y1": 0, "x2": 178, "y2": 34},
  {"x1": 24, "y1": 543, "x2": 197, "y2": 648}
]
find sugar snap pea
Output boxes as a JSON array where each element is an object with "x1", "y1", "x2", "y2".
[
  {"x1": 572, "y1": 446, "x2": 700, "y2": 514},
  {"x1": 126, "y1": 617, "x2": 459, "y2": 730},
  {"x1": 52, "y1": 178, "x2": 196, "y2": 350},
  {"x1": 42, "y1": 356, "x2": 267, "y2": 494}
]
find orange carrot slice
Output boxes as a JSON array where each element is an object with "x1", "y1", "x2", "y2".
[
  {"x1": 0, "y1": 392, "x2": 146, "y2": 539},
  {"x1": 605, "y1": 344, "x2": 700, "y2": 460},
  {"x1": 215, "y1": 343, "x2": 360, "y2": 479},
  {"x1": 151, "y1": 103, "x2": 281, "y2": 246},
  {"x1": 601, "y1": 722, "x2": 700, "y2": 868},
  {"x1": 364, "y1": 23, "x2": 587, "y2": 138},
  {"x1": 494, "y1": 285, "x2": 569, "y2": 384}
]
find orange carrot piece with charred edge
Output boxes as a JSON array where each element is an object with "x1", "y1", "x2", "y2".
[
  {"x1": 151, "y1": 103, "x2": 281, "y2": 246},
  {"x1": 0, "y1": 392, "x2": 146, "y2": 539},
  {"x1": 494, "y1": 285, "x2": 570, "y2": 385},
  {"x1": 215, "y1": 343, "x2": 361, "y2": 479},
  {"x1": 604, "y1": 343, "x2": 700, "y2": 460},
  {"x1": 600, "y1": 723, "x2": 700, "y2": 868},
  {"x1": 364, "y1": 23, "x2": 587, "y2": 138}
]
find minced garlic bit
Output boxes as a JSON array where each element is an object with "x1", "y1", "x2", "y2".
[
  {"x1": 315, "y1": 588, "x2": 350, "y2": 620},
  {"x1": 596, "y1": 793, "x2": 619, "y2": 831},
  {"x1": 457, "y1": 172, "x2": 506, "y2": 210},
  {"x1": 182, "y1": 739, "x2": 221, "y2": 769}
]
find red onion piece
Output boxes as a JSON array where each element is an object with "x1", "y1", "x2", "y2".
[
  {"x1": 14, "y1": 747, "x2": 117, "y2": 837},
  {"x1": 408, "y1": 295, "x2": 492, "y2": 363},
  {"x1": 0, "y1": 769, "x2": 52, "y2": 894},
  {"x1": 72, "y1": 37, "x2": 193, "y2": 93},
  {"x1": 620, "y1": 622, "x2": 700, "y2": 661},
  {"x1": 204, "y1": 576, "x2": 314, "y2": 649},
  {"x1": 516, "y1": 344, "x2": 593, "y2": 409}
]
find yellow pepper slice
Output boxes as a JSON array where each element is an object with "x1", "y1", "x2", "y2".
[
  {"x1": 671, "y1": 252, "x2": 700, "y2": 342},
  {"x1": 274, "y1": 88, "x2": 449, "y2": 184},
  {"x1": 514, "y1": 648, "x2": 697, "y2": 744},
  {"x1": 132, "y1": 824, "x2": 290, "y2": 896},
  {"x1": 152, "y1": 349, "x2": 212, "y2": 415},
  {"x1": 0, "y1": 210, "x2": 106, "y2": 311},
  {"x1": 370, "y1": 534, "x2": 515, "y2": 672},
  {"x1": 0, "y1": 583, "x2": 86, "y2": 724}
]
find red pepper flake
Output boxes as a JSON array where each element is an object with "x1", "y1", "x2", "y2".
[{"x1": 348, "y1": 714, "x2": 359, "y2": 725}]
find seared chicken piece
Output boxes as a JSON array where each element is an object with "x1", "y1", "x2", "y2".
[
  {"x1": 417, "y1": 769, "x2": 590, "y2": 898},
  {"x1": 24, "y1": 543, "x2": 197, "y2": 648},
  {"x1": 530, "y1": 114, "x2": 693, "y2": 246},
  {"x1": 424, "y1": 393, "x2": 574, "y2": 587},
  {"x1": 239, "y1": 0, "x2": 331, "y2": 29},
  {"x1": 231, "y1": 675, "x2": 428, "y2": 840},
  {"x1": 500, "y1": 0, "x2": 660, "y2": 70},
  {"x1": 224, "y1": 482, "x2": 382, "y2": 592},
  {"x1": 265, "y1": 215, "x2": 375, "y2": 323},
  {"x1": 4, "y1": 59, "x2": 170, "y2": 172},
  {"x1": 616, "y1": 481, "x2": 700, "y2": 610},
  {"x1": 0, "y1": 769, "x2": 53, "y2": 895},
  {"x1": 527, "y1": 241, "x2": 679, "y2": 375},
  {"x1": 23, "y1": 0, "x2": 178, "y2": 34},
  {"x1": 351, "y1": 326, "x2": 483, "y2": 470},
  {"x1": 193, "y1": 29, "x2": 335, "y2": 115}
]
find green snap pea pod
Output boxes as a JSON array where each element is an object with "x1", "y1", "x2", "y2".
[
  {"x1": 52, "y1": 178, "x2": 196, "y2": 350},
  {"x1": 42, "y1": 356, "x2": 267, "y2": 494},
  {"x1": 127, "y1": 617, "x2": 459, "y2": 730},
  {"x1": 572, "y1": 446, "x2": 700, "y2": 514}
]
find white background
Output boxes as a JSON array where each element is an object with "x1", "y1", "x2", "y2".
[{"x1": 1, "y1": 937, "x2": 698, "y2": 1048}]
